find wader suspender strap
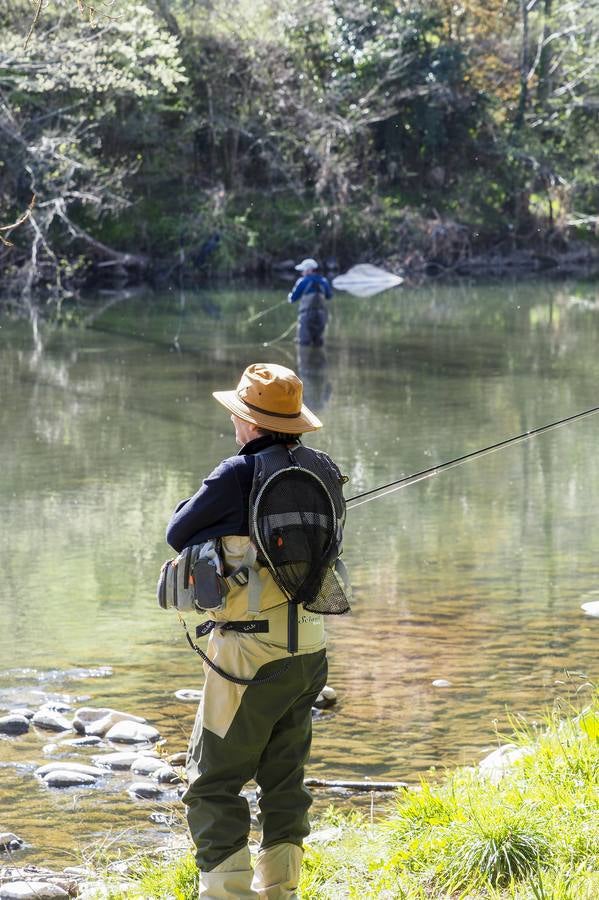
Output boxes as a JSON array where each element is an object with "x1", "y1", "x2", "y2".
[{"x1": 177, "y1": 612, "x2": 291, "y2": 686}]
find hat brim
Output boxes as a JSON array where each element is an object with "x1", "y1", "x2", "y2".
[{"x1": 213, "y1": 390, "x2": 322, "y2": 433}]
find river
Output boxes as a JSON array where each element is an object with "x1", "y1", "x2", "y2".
[{"x1": 1, "y1": 278, "x2": 599, "y2": 866}]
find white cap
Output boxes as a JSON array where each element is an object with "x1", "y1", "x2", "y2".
[{"x1": 295, "y1": 258, "x2": 319, "y2": 272}]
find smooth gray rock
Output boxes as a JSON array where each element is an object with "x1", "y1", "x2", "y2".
[
  {"x1": 105, "y1": 721, "x2": 159, "y2": 744},
  {"x1": 0, "y1": 831, "x2": 24, "y2": 851},
  {"x1": 479, "y1": 743, "x2": 532, "y2": 784},
  {"x1": 0, "y1": 715, "x2": 30, "y2": 736},
  {"x1": 92, "y1": 750, "x2": 157, "y2": 770},
  {"x1": 72, "y1": 707, "x2": 146, "y2": 737},
  {"x1": 153, "y1": 765, "x2": 182, "y2": 785},
  {"x1": 0, "y1": 883, "x2": 68, "y2": 898},
  {"x1": 127, "y1": 781, "x2": 163, "y2": 799},
  {"x1": 149, "y1": 812, "x2": 176, "y2": 826},
  {"x1": 8, "y1": 708, "x2": 35, "y2": 720},
  {"x1": 35, "y1": 762, "x2": 104, "y2": 778},
  {"x1": 42, "y1": 770, "x2": 97, "y2": 788},
  {"x1": 42, "y1": 702, "x2": 71, "y2": 714},
  {"x1": 63, "y1": 735, "x2": 103, "y2": 747},
  {"x1": 581, "y1": 600, "x2": 599, "y2": 617},
  {"x1": 167, "y1": 751, "x2": 187, "y2": 766},
  {"x1": 31, "y1": 711, "x2": 72, "y2": 732},
  {"x1": 131, "y1": 756, "x2": 165, "y2": 776},
  {"x1": 174, "y1": 689, "x2": 203, "y2": 702},
  {"x1": 313, "y1": 685, "x2": 337, "y2": 710}
]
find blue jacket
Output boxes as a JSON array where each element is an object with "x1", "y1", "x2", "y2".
[
  {"x1": 166, "y1": 435, "x2": 296, "y2": 552},
  {"x1": 288, "y1": 274, "x2": 332, "y2": 304}
]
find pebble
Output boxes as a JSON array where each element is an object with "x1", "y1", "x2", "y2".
[
  {"x1": 174, "y1": 689, "x2": 203, "y2": 702},
  {"x1": 153, "y1": 765, "x2": 182, "y2": 785},
  {"x1": 42, "y1": 771, "x2": 97, "y2": 788},
  {"x1": 479, "y1": 743, "x2": 531, "y2": 784},
  {"x1": 41, "y1": 702, "x2": 71, "y2": 714},
  {"x1": 92, "y1": 750, "x2": 157, "y2": 770},
  {"x1": 313, "y1": 685, "x2": 337, "y2": 710},
  {"x1": 0, "y1": 883, "x2": 68, "y2": 899},
  {"x1": 72, "y1": 707, "x2": 146, "y2": 737},
  {"x1": 0, "y1": 715, "x2": 30, "y2": 736},
  {"x1": 8, "y1": 708, "x2": 35, "y2": 720},
  {"x1": 581, "y1": 600, "x2": 599, "y2": 618},
  {"x1": 127, "y1": 781, "x2": 163, "y2": 800},
  {"x1": 62, "y1": 735, "x2": 103, "y2": 747},
  {"x1": 0, "y1": 832, "x2": 24, "y2": 852},
  {"x1": 167, "y1": 751, "x2": 187, "y2": 766},
  {"x1": 131, "y1": 756, "x2": 165, "y2": 776},
  {"x1": 149, "y1": 812, "x2": 176, "y2": 826},
  {"x1": 35, "y1": 762, "x2": 104, "y2": 778},
  {"x1": 105, "y1": 721, "x2": 160, "y2": 744},
  {"x1": 432, "y1": 679, "x2": 452, "y2": 688},
  {"x1": 31, "y1": 711, "x2": 72, "y2": 732}
]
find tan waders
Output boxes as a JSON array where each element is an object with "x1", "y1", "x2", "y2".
[{"x1": 183, "y1": 558, "x2": 327, "y2": 898}]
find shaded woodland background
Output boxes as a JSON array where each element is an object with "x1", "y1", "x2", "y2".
[{"x1": 1, "y1": 0, "x2": 598, "y2": 303}]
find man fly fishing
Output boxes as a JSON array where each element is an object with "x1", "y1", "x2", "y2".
[
  {"x1": 288, "y1": 258, "x2": 333, "y2": 347},
  {"x1": 159, "y1": 362, "x2": 351, "y2": 899}
]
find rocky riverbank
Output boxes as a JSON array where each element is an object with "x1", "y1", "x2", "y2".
[{"x1": 0, "y1": 669, "x2": 338, "y2": 898}]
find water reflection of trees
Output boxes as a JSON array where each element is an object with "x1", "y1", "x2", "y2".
[{"x1": 2, "y1": 283, "x2": 599, "y2": 774}]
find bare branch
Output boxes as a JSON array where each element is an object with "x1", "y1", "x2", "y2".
[{"x1": 0, "y1": 195, "x2": 36, "y2": 247}]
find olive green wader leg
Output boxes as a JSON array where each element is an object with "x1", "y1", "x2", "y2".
[{"x1": 184, "y1": 649, "x2": 327, "y2": 898}]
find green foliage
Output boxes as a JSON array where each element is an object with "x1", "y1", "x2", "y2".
[{"x1": 2, "y1": 0, "x2": 598, "y2": 301}]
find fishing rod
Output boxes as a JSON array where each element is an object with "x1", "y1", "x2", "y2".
[{"x1": 346, "y1": 402, "x2": 599, "y2": 511}]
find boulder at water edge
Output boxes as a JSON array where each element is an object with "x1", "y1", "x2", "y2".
[
  {"x1": 153, "y1": 765, "x2": 182, "y2": 785},
  {"x1": 0, "y1": 832, "x2": 24, "y2": 852},
  {"x1": 313, "y1": 686, "x2": 337, "y2": 710},
  {"x1": 0, "y1": 716, "x2": 30, "y2": 736},
  {"x1": 131, "y1": 756, "x2": 166, "y2": 776},
  {"x1": 105, "y1": 721, "x2": 160, "y2": 744},
  {"x1": 42, "y1": 771, "x2": 97, "y2": 788},
  {"x1": 35, "y1": 762, "x2": 104, "y2": 778},
  {"x1": 167, "y1": 751, "x2": 187, "y2": 766},
  {"x1": 72, "y1": 707, "x2": 146, "y2": 737},
  {"x1": 479, "y1": 743, "x2": 531, "y2": 784},
  {"x1": 174, "y1": 689, "x2": 203, "y2": 702},
  {"x1": 92, "y1": 750, "x2": 158, "y2": 770},
  {"x1": 0, "y1": 883, "x2": 68, "y2": 899},
  {"x1": 31, "y1": 711, "x2": 71, "y2": 732},
  {"x1": 8, "y1": 708, "x2": 34, "y2": 720},
  {"x1": 62, "y1": 735, "x2": 103, "y2": 747},
  {"x1": 127, "y1": 781, "x2": 163, "y2": 800}
]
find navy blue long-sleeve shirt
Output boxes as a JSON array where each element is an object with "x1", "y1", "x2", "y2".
[
  {"x1": 166, "y1": 435, "x2": 295, "y2": 552},
  {"x1": 288, "y1": 274, "x2": 332, "y2": 303}
]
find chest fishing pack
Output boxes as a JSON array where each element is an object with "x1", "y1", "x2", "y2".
[
  {"x1": 157, "y1": 442, "x2": 351, "y2": 681},
  {"x1": 157, "y1": 540, "x2": 249, "y2": 613}
]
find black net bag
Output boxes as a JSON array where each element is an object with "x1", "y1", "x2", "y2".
[
  {"x1": 250, "y1": 447, "x2": 351, "y2": 641},
  {"x1": 252, "y1": 467, "x2": 334, "y2": 605}
]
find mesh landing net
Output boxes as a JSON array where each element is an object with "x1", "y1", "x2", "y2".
[{"x1": 252, "y1": 467, "x2": 350, "y2": 615}]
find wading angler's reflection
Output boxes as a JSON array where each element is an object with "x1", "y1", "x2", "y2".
[{"x1": 296, "y1": 344, "x2": 332, "y2": 414}]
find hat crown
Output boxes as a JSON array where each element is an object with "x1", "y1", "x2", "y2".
[{"x1": 237, "y1": 363, "x2": 303, "y2": 417}]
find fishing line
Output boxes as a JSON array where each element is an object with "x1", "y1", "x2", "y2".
[
  {"x1": 262, "y1": 320, "x2": 296, "y2": 346},
  {"x1": 246, "y1": 300, "x2": 287, "y2": 323},
  {"x1": 346, "y1": 402, "x2": 599, "y2": 511}
]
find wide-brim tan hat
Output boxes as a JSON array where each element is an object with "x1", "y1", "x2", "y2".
[{"x1": 213, "y1": 362, "x2": 322, "y2": 433}]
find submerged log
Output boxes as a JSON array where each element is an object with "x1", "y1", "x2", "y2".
[{"x1": 304, "y1": 778, "x2": 408, "y2": 792}]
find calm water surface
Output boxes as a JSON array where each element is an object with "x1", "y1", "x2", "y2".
[{"x1": 1, "y1": 279, "x2": 599, "y2": 865}]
